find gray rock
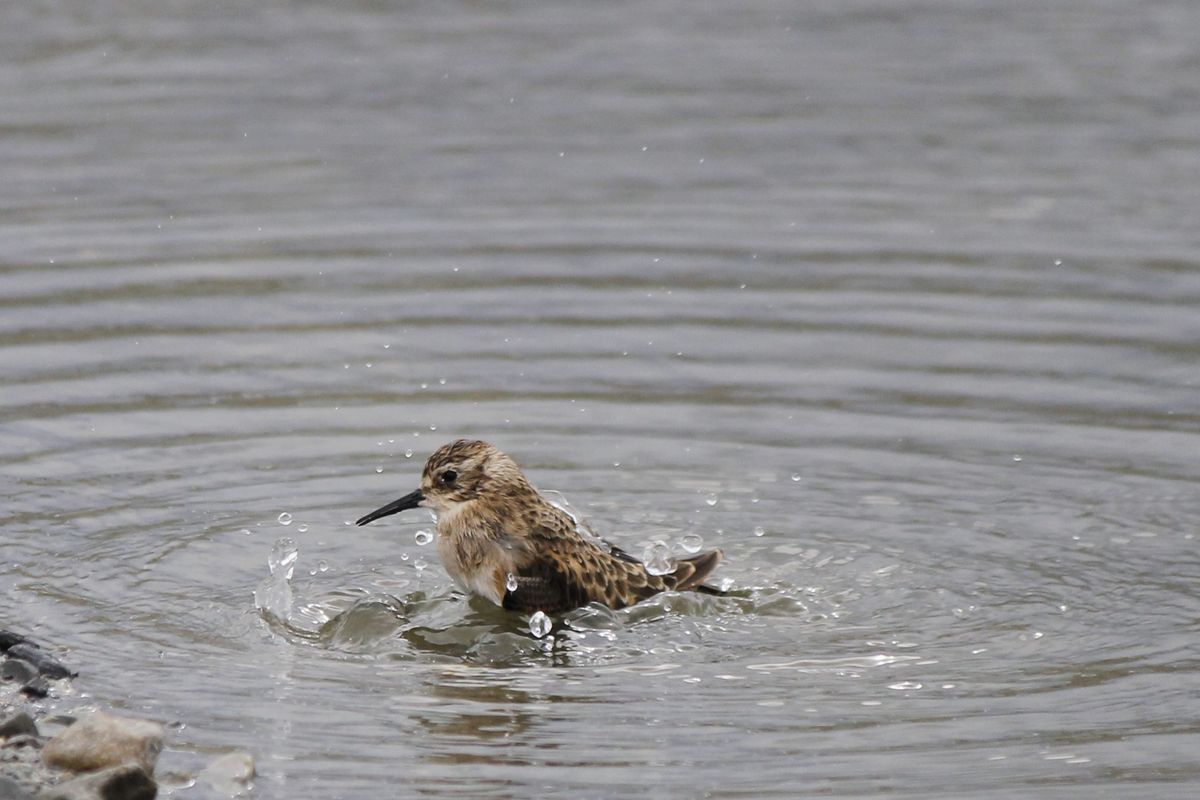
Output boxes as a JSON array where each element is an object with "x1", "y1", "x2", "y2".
[
  {"x1": 0, "y1": 663, "x2": 37, "y2": 687},
  {"x1": 4, "y1": 647, "x2": 73, "y2": 681},
  {"x1": 0, "y1": 714, "x2": 38, "y2": 740},
  {"x1": 17, "y1": 683, "x2": 47, "y2": 701},
  {"x1": 38, "y1": 765, "x2": 155, "y2": 800},
  {"x1": 198, "y1": 751, "x2": 254, "y2": 795},
  {"x1": 41, "y1": 713, "x2": 163, "y2": 775},
  {"x1": 0, "y1": 776, "x2": 35, "y2": 800},
  {"x1": 0, "y1": 632, "x2": 28, "y2": 653},
  {"x1": 0, "y1": 736, "x2": 39, "y2": 751}
]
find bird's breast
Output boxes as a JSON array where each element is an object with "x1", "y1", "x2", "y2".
[{"x1": 435, "y1": 518, "x2": 517, "y2": 606}]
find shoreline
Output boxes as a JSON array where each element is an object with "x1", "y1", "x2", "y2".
[{"x1": 2, "y1": 628, "x2": 255, "y2": 799}]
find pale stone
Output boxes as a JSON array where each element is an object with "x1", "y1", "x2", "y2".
[
  {"x1": 198, "y1": 751, "x2": 255, "y2": 795},
  {"x1": 41, "y1": 712, "x2": 163, "y2": 775}
]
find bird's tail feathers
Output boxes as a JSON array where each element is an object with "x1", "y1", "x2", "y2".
[{"x1": 670, "y1": 549, "x2": 723, "y2": 592}]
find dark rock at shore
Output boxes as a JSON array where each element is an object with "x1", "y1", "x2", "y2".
[
  {"x1": 0, "y1": 663, "x2": 37, "y2": 687},
  {"x1": 16, "y1": 683, "x2": 47, "y2": 702},
  {"x1": 0, "y1": 715, "x2": 38, "y2": 740},
  {"x1": 0, "y1": 634, "x2": 28, "y2": 654},
  {"x1": 3, "y1": 647, "x2": 74, "y2": 682},
  {"x1": 40, "y1": 765, "x2": 157, "y2": 800}
]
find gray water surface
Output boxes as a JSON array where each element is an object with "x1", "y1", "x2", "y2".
[{"x1": 3, "y1": 1, "x2": 1200, "y2": 797}]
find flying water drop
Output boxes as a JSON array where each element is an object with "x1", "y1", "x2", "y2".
[
  {"x1": 643, "y1": 541, "x2": 673, "y2": 576},
  {"x1": 681, "y1": 533, "x2": 704, "y2": 553},
  {"x1": 297, "y1": 523, "x2": 309, "y2": 533},
  {"x1": 277, "y1": 512, "x2": 293, "y2": 526},
  {"x1": 506, "y1": 573, "x2": 518, "y2": 592},
  {"x1": 705, "y1": 494, "x2": 718, "y2": 506},
  {"x1": 255, "y1": 537, "x2": 299, "y2": 623},
  {"x1": 414, "y1": 530, "x2": 433, "y2": 546},
  {"x1": 529, "y1": 610, "x2": 552, "y2": 639},
  {"x1": 268, "y1": 538, "x2": 298, "y2": 579},
  {"x1": 753, "y1": 526, "x2": 766, "y2": 537}
]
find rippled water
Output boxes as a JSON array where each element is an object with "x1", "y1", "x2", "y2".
[{"x1": 4, "y1": 1, "x2": 1200, "y2": 797}]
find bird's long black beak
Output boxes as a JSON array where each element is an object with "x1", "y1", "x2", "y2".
[{"x1": 355, "y1": 489, "x2": 424, "y2": 526}]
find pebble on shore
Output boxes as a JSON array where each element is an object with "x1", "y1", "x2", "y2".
[
  {"x1": 3, "y1": 629, "x2": 257, "y2": 799},
  {"x1": 2, "y1": 630, "x2": 165, "y2": 800}
]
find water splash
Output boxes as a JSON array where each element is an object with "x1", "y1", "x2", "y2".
[
  {"x1": 642, "y1": 541, "x2": 672, "y2": 576},
  {"x1": 528, "y1": 611, "x2": 552, "y2": 638},
  {"x1": 254, "y1": 537, "x2": 298, "y2": 623}
]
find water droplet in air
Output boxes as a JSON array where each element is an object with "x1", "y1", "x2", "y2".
[
  {"x1": 376, "y1": 466, "x2": 384, "y2": 474},
  {"x1": 643, "y1": 541, "x2": 673, "y2": 576},
  {"x1": 404, "y1": 449, "x2": 414, "y2": 458},
  {"x1": 429, "y1": 425, "x2": 437, "y2": 431},
  {"x1": 414, "y1": 530, "x2": 433, "y2": 546},
  {"x1": 790, "y1": 474, "x2": 802, "y2": 482},
  {"x1": 240, "y1": 529, "x2": 251, "y2": 536},
  {"x1": 705, "y1": 494, "x2": 718, "y2": 507},
  {"x1": 318, "y1": 559, "x2": 329, "y2": 573},
  {"x1": 888, "y1": 681, "x2": 922, "y2": 691},
  {"x1": 1012, "y1": 455, "x2": 1023, "y2": 462},
  {"x1": 718, "y1": 577, "x2": 735, "y2": 592},
  {"x1": 267, "y1": 537, "x2": 299, "y2": 580},
  {"x1": 506, "y1": 573, "x2": 519, "y2": 592},
  {"x1": 681, "y1": 533, "x2": 704, "y2": 553},
  {"x1": 297, "y1": 523, "x2": 309, "y2": 533},
  {"x1": 400, "y1": 553, "x2": 409, "y2": 561},
  {"x1": 413, "y1": 558, "x2": 427, "y2": 571},
  {"x1": 753, "y1": 526, "x2": 766, "y2": 537},
  {"x1": 277, "y1": 512, "x2": 293, "y2": 526},
  {"x1": 529, "y1": 610, "x2": 552, "y2": 638}
]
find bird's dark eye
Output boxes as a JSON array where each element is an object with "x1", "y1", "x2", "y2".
[{"x1": 440, "y1": 469, "x2": 458, "y2": 485}]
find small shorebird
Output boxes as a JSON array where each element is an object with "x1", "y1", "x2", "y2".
[{"x1": 356, "y1": 440, "x2": 723, "y2": 613}]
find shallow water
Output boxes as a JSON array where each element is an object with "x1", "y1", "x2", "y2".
[{"x1": 3, "y1": 1, "x2": 1200, "y2": 797}]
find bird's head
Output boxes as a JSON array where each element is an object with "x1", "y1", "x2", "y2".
[{"x1": 355, "y1": 439, "x2": 531, "y2": 525}]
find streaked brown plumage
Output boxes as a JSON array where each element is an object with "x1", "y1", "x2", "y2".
[{"x1": 355, "y1": 439, "x2": 723, "y2": 613}]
